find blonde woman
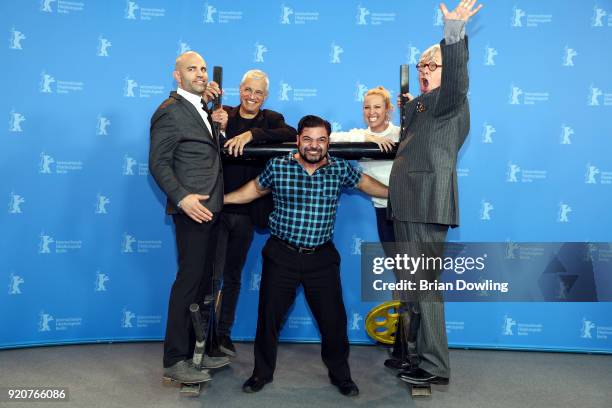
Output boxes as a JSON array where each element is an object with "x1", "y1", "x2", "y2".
[{"x1": 330, "y1": 86, "x2": 399, "y2": 242}]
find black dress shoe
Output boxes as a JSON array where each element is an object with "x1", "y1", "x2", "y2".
[
  {"x1": 242, "y1": 376, "x2": 272, "y2": 393},
  {"x1": 397, "y1": 368, "x2": 449, "y2": 385},
  {"x1": 384, "y1": 358, "x2": 412, "y2": 370},
  {"x1": 330, "y1": 378, "x2": 359, "y2": 396}
]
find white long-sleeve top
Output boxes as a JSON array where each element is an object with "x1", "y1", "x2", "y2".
[{"x1": 330, "y1": 123, "x2": 400, "y2": 208}]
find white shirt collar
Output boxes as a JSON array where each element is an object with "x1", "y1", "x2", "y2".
[
  {"x1": 176, "y1": 87, "x2": 213, "y2": 135},
  {"x1": 177, "y1": 87, "x2": 204, "y2": 109}
]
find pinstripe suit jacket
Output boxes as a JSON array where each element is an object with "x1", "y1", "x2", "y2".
[{"x1": 389, "y1": 37, "x2": 470, "y2": 227}]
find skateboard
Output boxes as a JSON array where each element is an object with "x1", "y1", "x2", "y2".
[
  {"x1": 162, "y1": 376, "x2": 209, "y2": 397},
  {"x1": 408, "y1": 383, "x2": 432, "y2": 397}
]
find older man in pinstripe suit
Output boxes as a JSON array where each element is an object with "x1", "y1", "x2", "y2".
[{"x1": 388, "y1": 0, "x2": 482, "y2": 385}]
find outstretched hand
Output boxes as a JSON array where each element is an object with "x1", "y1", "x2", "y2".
[{"x1": 440, "y1": 0, "x2": 483, "y2": 21}]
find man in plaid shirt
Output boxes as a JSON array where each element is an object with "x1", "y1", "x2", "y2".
[{"x1": 225, "y1": 115, "x2": 388, "y2": 397}]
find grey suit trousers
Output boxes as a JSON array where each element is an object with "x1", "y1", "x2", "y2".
[{"x1": 393, "y1": 220, "x2": 450, "y2": 378}]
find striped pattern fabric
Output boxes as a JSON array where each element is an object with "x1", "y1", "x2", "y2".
[
  {"x1": 257, "y1": 151, "x2": 361, "y2": 248},
  {"x1": 389, "y1": 37, "x2": 470, "y2": 227},
  {"x1": 394, "y1": 220, "x2": 450, "y2": 378}
]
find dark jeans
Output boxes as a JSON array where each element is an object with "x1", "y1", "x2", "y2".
[
  {"x1": 164, "y1": 214, "x2": 219, "y2": 368},
  {"x1": 253, "y1": 237, "x2": 352, "y2": 382},
  {"x1": 215, "y1": 212, "x2": 255, "y2": 336}
]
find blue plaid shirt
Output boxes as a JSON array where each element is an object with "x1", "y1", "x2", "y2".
[{"x1": 257, "y1": 150, "x2": 362, "y2": 248}]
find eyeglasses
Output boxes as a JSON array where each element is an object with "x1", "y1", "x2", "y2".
[
  {"x1": 241, "y1": 87, "x2": 266, "y2": 98},
  {"x1": 416, "y1": 62, "x2": 443, "y2": 72}
]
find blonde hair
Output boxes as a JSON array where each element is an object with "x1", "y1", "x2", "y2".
[
  {"x1": 420, "y1": 44, "x2": 441, "y2": 63},
  {"x1": 364, "y1": 86, "x2": 394, "y2": 113}
]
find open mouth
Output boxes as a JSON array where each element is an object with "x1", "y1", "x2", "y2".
[
  {"x1": 420, "y1": 78, "x2": 429, "y2": 89},
  {"x1": 368, "y1": 115, "x2": 379, "y2": 122}
]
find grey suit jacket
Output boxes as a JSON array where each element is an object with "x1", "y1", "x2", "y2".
[
  {"x1": 149, "y1": 91, "x2": 223, "y2": 214},
  {"x1": 389, "y1": 37, "x2": 470, "y2": 227}
]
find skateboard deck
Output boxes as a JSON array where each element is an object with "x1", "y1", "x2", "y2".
[{"x1": 162, "y1": 376, "x2": 208, "y2": 397}]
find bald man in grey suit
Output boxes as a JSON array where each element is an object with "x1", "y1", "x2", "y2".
[{"x1": 388, "y1": 0, "x2": 482, "y2": 386}]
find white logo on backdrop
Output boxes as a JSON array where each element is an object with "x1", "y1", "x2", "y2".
[
  {"x1": 9, "y1": 110, "x2": 25, "y2": 132},
  {"x1": 9, "y1": 28, "x2": 26, "y2": 50},
  {"x1": 480, "y1": 200, "x2": 494, "y2": 221},
  {"x1": 8, "y1": 192, "x2": 25, "y2": 214}
]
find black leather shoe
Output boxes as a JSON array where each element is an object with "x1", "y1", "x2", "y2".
[
  {"x1": 397, "y1": 368, "x2": 449, "y2": 385},
  {"x1": 330, "y1": 378, "x2": 359, "y2": 397},
  {"x1": 242, "y1": 376, "x2": 272, "y2": 393},
  {"x1": 384, "y1": 358, "x2": 412, "y2": 370}
]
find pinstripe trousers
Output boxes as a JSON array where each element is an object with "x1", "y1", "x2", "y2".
[{"x1": 393, "y1": 220, "x2": 450, "y2": 378}]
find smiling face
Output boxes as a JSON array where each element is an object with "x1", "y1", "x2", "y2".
[
  {"x1": 239, "y1": 77, "x2": 268, "y2": 117},
  {"x1": 297, "y1": 126, "x2": 329, "y2": 165},
  {"x1": 173, "y1": 52, "x2": 208, "y2": 96},
  {"x1": 363, "y1": 93, "x2": 389, "y2": 133},
  {"x1": 418, "y1": 45, "x2": 442, "y2": 94}
]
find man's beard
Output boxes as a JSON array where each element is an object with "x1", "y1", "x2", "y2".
[{"x1": 298, "y1": 147, "x2": 325, "y2": 164}]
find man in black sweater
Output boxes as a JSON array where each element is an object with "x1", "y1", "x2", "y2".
[{"x1": 212, "y1": 69, "x2": 296, "y2": 356}]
